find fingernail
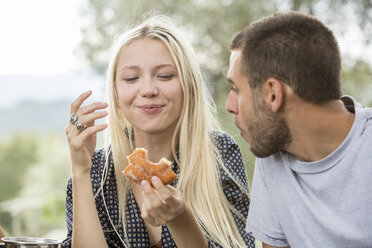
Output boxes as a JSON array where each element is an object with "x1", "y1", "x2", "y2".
[
  {"x1": 141, "y1": 180, "x2": 148, "y2": 187},
  {"x1": 152, "y1": 176, "x2": 160, "y2": 184}
]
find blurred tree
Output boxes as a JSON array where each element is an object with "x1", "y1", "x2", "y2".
[
  {"x1": 342, "y1": 59, "x2": 372, "y2": 106},
  {"x1": 0, "y1": 134, "x2": 70, "y2": 239},
  {"x1": 19, "y1": 135, "x2": 70, "y2": 238},
  {"x1": 76, "y1": 0, "x2": 372, "y2": 184},
  {"x1": 0, "y1": 133, "x2": 38, "y2": 202},
  {"x1": 0, "y1": 133, "x2": 39, "y2": 236},
  {"x1": 77, "y1": 0, "x2": 372, "y2": 92}
]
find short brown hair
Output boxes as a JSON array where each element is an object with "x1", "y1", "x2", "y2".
[{"x1": 231, "y1": 11, "x2": 342, "y2": 104}]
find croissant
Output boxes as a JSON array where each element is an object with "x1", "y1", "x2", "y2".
[{"x1": 122, "y1": 148, "x2": 178, "y2": 185}]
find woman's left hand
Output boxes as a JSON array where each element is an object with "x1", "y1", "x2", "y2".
[{"x1": 140, "y1": 176, "x2": 186, "y2": 227}]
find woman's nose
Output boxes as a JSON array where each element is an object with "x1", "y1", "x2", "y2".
[{"x1": 140, "y1": 77, "x2": 159, "y2": 97}]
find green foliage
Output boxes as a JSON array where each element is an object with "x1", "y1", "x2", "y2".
[
  {"x1": 0, "y1": 133, "x2": 38, "y2": 202},
  {"x1": 0, "y1": 133, "x2": 70, "y2": 239},
  {"x1": 42, "y1": 192, "x2": 66, "y2": 228},
  {"x1": 77, "y1": 0, "x2": 372, "y2": 186},
  {"x1": 0, "y1": 1, "x2": 370, "y2": 242},
  {"x1": 19, "y1": 135, "x2": 70, "y2": 237},
  {"x1": 342, "y1": 59, "x2": 372, "y2": 106},
  {"x1": 0, "y1": 213, "x2": 11, "y2": 235},
  {"x1": 78, "y1": 0, "x2": 372, "y2": 95}
]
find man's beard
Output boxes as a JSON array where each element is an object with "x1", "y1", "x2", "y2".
[{"x1": 247, "y1": 92, "x2": 292, "y2": 158}]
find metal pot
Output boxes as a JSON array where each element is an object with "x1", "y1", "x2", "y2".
[{"x1": 0, "y1": 237, "x2": 61, "y2": 248}]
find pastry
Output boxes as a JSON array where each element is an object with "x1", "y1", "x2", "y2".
[{"x1": 123, "y1": 148, "x2": 177, "y2": 185}]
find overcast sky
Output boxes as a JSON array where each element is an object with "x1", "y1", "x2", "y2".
[
  {"x1": 0, "y1": 0, "x2": 82, "y2": 75},
  {"x1": 0, "y1": 0, "x2": 106, "y2": 107}
]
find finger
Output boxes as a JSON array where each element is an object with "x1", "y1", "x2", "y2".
[
  {"x1": 78, "y1": 101, "x2": 108, "y2": 117},
  {"x1": 70, "y1": 90, "x2": 92, "y2": 114},
  {"x1": 141, "y1": 180, "x2": 160, "y2": 202},
  {"x1": 141, "y1": 186, "x2": 163, "y2": 226},
  {"x1": 140, "y1": 203, "x2": 154, "y2": 222},
  {"x1": 67, "y1": 107, "x2": 107, "y2": 137},
  {"x1": 80, "y1": 122, "x2": 108, "y2": 138},
  {"x1": 75, "y1": 110, "x2": 108, "y2": 127},
  {"x1": 70, "y1": 123, "x2": 108, "y2": 148},
  {"x1": 141, "y1": 196, "x2": 167, "y2": 227},
  {"x1": 141, "y1": 180, "x2": 167, "y2": 207},
  {"x1": 151, "y1": 177, "x2": 178, "y2": 206}
]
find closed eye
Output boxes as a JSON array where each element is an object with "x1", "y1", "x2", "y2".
[
  {"x1": 124, "y1": 77, "x2": 139, "y2": 82},
  {"x1": 157, "y1": 74, "x2": 175, "y2": 81}
]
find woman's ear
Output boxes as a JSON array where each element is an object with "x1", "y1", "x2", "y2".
[{"x1": 262, "y1": 78, "x2": 284, "y2": 113}]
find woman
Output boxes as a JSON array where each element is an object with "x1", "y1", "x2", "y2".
[{"x1": 63, "y1": 16, "x2": 254, "y2": 248}]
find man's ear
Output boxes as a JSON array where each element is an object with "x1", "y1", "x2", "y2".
[{"x1": 262, "y1": 78, "x2": 284, "y2": 113}]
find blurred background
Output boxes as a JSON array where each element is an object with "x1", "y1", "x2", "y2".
[{"x1": 0, "y1": 0, "x2": 371, "y2": 244}]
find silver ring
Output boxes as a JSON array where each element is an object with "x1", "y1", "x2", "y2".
[
  {"x1": 70, "y1": 113, "x2": 78, "y2": 124},
  {"x1": 75, "y1": 122, "x2": 87, "y2": 132}
]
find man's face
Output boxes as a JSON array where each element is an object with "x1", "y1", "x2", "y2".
[{"x1": 226, "y1": 50, "x2": 291, "y2": 157}]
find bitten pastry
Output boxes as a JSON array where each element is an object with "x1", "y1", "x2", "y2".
[{"x1": 122, "y1": 148, "x2": 178, "y2": 185}]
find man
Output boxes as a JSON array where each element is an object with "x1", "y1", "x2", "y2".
[{"x1": 226, "y1": 11, "x2": 372, "y2": 248}]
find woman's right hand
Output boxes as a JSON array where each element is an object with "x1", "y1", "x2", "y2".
[{"x1": 65, "y1": 90, "x2": 108, "y2": 176}]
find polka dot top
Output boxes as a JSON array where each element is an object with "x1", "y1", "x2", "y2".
[{"x1": 61, "y1": 131, "x2": 255, "y2": 247}]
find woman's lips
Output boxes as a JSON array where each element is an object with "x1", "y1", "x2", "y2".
[{"x1": 138, "y1": 104, "x2": 164, "y2": 114}]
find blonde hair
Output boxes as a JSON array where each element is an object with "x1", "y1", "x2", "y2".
[{"x1": 100, "y1": 15, "x2": 248, "y2": 247}]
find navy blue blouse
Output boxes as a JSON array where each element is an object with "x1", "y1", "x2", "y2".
[{"x1": 62, "y1": 132, "x2": 255, "y2": 247}]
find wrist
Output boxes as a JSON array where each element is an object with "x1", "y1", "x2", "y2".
[
  {"x1": 72, "y1": 167, "x2": 91, "y2": 179},
  {"x1": 166, "y1": 204, "x2": 209, "y2": 248},
  {"x1": 167, "y1": 204, "x2": 190, "y2": 228}
]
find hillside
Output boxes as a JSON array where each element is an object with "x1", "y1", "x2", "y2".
[{"x1": 0, "y1": 100, "x2": 70, "y2": 138}]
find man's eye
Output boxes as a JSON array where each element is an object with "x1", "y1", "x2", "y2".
[
  {"x1": 157, "y1": 74, "x2": 174, "y2": 80},
  {"x1": 230, "y1": 86, "x2": 238, "y2": 92}
]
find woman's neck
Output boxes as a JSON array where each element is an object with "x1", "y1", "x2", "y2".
[{"x1": 133, "y1": 129, "x2": 175, "y2": 162}]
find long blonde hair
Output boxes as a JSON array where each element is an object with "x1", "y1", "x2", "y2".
[{"x1": 101, "y1": 15, "x2": 248, "y2": 247}]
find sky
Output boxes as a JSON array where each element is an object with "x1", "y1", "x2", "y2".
[
  {"x1": 0, "y1": 0, "x2": 81, "y2": 75},
  {"x1": 0, "y1": 0, "x2": 105, "y2": 107},
  {"x1": 0, "y1": 0, "x2": 371, "y2": 108}
]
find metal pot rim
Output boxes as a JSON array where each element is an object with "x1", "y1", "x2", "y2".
[{"x1": 1, "y1": 237, "x2": 61, "y2": 245}]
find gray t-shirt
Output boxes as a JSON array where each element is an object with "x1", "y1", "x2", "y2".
[{"x1": 246, "y1": 96, "x2": 372, "y2": 248}]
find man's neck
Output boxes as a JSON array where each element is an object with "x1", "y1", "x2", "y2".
[{"x1": 285, "y1": 99, "x2": 355, "y2": 162}]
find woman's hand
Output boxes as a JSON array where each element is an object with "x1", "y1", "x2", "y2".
[
  {"x1": 65, "y1": 90, "x2": 108, "y2": 176},
  {"x1": 140, "y1": 176, "x2": 186, "y2": 227}
]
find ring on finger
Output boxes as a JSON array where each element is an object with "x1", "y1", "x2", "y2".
[
  {"x1": 75, "y1": 122, "x2": 87, "y2": 132},
  {"x1": 69, "y1": 113, "x2": 78, "y2": 125}
]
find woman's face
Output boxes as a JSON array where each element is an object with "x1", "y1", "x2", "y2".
[{"x1": 115, "y1": 38, "x2": 183, "y2": 135}]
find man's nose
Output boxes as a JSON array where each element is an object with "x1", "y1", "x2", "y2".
[{"x1": 226, "y1": 92, "x2": 238, "y2": 115}]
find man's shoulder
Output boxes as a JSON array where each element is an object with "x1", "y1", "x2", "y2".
[
  {"x1": 255, "y1": 152, "x2": 289, "y2": 179},
  {"x1": 343, "y1": 95, "x2": 372, "y2": 135},
  {"x1": 257, "y1": 151, "x2": 285, "y2": 166},
  {"x1": 341, "y1": 95, "x2": 372, "y2": 115}
]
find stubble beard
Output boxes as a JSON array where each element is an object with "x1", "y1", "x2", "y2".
[{"x1": 248, "y1": 93, "x2": 292, "y2": 158}]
